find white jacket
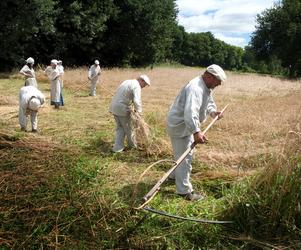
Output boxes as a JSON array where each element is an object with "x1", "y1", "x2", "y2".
[
  {"x1": 109, "y1": 79, "x2": 142, "y2": 116},
  {"x1": 19, "y1": 86, "x2": 45, "y2": 128},
  {"x1": 167, "y1": 76, "x2": 217, "y2": 137},
  {"x1": 88, "y1": 65, "x2": 101, "y2": 82}
]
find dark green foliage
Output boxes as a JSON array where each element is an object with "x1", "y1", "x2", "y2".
[
  {"x1": 100, "y1": 0, "x2": 178, "y2": 67},
  {"x1": 4, "y1": 0, "x2": 300, "y2": 75},
  {"x1": 250, "y1": 0, "x2": 301, "y2": 77},
  {"x1": 0, "y1": 0, "x2": 57, "y2": 71},
  {"x1": 178, "y1": 32, "x2": 244, "y2": 70},
  {"x1": 0, "y1": 0, "x2": 247, "y2": 71}
]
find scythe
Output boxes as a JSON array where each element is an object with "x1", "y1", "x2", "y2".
[{"x1": 135, "y1": 104, "x2": 233, "y2": 224}]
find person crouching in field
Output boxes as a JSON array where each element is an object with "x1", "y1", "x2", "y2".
[
  {"x1": 167, "y1": 64, "x2": 226, "y2": 201},
  {"x1": 45, "y1": 59, "x2": 64, "y2": 109},
  {"x1": 19, "y1": 85, "x2": 45, "y2": 133},
  {"x1": 19, "y1": 57, "x2": 38, "y2": 88},
  {"x1": 109, "y1": 75, "x2": 150, "y2": 153},
  {"x1": 88, "y1": 60, "x2": 101, "y2": 96}
]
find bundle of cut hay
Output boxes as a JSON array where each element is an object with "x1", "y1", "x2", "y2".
[
  {"x1": 130, "y1": 111, "x2": 171, "y2": 156},
  {"x1": 130, "y1": 111, "x2": 150, "y2": 149}
]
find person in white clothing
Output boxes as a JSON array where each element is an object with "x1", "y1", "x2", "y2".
[
  {"x1": 45, "y1": 59, "x2": 64, "y2": 109},
  {"x1": 19, "y1": 57, "x2": 38, "y2": 88},
  {"x1": 57, "y1": 60, "x2": 64, "y2": 88},
  {"x1": 109, "y1": 75, "x2": 151, "y2": 152},
  {"x1": 19, "y1": 85, "x2": 45, "y2": 132},
  {"x1": 88, "y1": 60, "x2": 101, "y2": 96},
  {"x1": 167, "y1": 64, "x2": 226, "y2": 201}
]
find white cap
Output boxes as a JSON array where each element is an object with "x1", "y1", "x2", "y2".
[
  {"x1": 58, "y1": 60, "x2": 62, "y2": 64},
  {"x1": 29, "y1": 98, "x2": 41, "y2": 111},
  {"x1": 139, "y1": 74, "x2": 150, "y2": 86},
  {"x1": 51, "y1": 59, "x2": 58, "y2": 65},
  {"x1": 26, "y1": 57, "x2": 34, "y2": 64},
  {"x1": 94, "y1": 60, "x2": 99, "y2": 65},
  {"x1": 206, "y1": 64, "x2": 226, "y2": 82}
]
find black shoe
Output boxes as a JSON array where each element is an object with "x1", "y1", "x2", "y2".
[
  {"x1": 21, "y1": 127, "x2": 27, "y2": 132},
  {"x1": 32, "y1": 129, "x2": 38, "y2": 133},
  {"x1": 179, "y1": 192, "x2": 204, "y2": 201}
]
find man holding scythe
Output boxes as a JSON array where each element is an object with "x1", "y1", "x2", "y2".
[{"x1": 167, "y1": 64, "x2": 227, "y2": 201}]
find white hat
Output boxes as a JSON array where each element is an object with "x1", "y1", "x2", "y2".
[
  {"x1": 206, "y1": 64, "x2": 226, "y2": 82},
  {"x1": 58, "y1": 60, "x2": 62, "y2": 64},
  {"x1": 26, "y1": 57, "x2": 34, "y2": 64},
  {"x1": 51, "y1": 59, "x2": 58, "y2": 65},
  {"x1": 94, "y1": 60, "x2": 99, "y2": 65},
  {"x1": 29, "y1": 98, "x2": 41, "y2": 111},
  {"x1": 139, "y1": 74, "x2": 151, "y2": 86}
]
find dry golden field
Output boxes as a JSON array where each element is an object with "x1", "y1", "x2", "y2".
[
  {"x1": 2, "y1": 66, "x2": 301, "y2": 172},
  {"x1": 1, "y1": 66, "x2": 300, "y2": 185}
]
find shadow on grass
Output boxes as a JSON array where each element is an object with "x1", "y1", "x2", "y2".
[{"x1": 86, "y1": 135, "x2": 164, "y2": 165}]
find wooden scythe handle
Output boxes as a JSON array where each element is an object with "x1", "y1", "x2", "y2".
[{"x1": 138, "y1": 104, "x2": 229, "y2": 209}]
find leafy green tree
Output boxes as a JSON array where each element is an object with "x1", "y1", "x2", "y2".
[
  {"x1": 0, "y1": 0, "x2": 57, "y2": 71},
  {"x1": 101, "y1": 0, "x2": 178, "y2": 67},
  {"x1": 251, "y1": 0, "x2": 301, "y2": 77},
  {"x1": 54, "y1": 0, "x2": 117, "y2": 65}
]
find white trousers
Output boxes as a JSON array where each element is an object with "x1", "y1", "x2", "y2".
[
  {"x1": 19, "y1": 108, "x2": 38, "y2": 130},
  {"x1": 169, "y1": 135, "x2": 194, "y2": 194},
  {"x1": 90, "y1": 78, "x2": 98, "y2": 96},
  {"x1": 113, "y1": 115, "x2": 136, "y2": 152}
]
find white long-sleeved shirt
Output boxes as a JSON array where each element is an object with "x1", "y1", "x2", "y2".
[
  {"x1": 88, "y1": 65, "x2": 101, "y2": 81},
  {"x1": 167, "y1": 76, "x2": 217, "y2": 137},
  {"x1": 19, "y1": 86, "x2": 45, "y2": 109},
  {"x1": 109, "y1": 79, "x2": 142, "y2": 116},
  {"x1": 19, "y1": 86, "x2": 45, "y2": 127}
]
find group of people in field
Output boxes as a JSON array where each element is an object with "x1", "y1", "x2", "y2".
[
  {"x1": 18, "y1": 57, "x2": 227, "y2": 201},
  {"x1": 18, "y1": 58, "x2": 101, "y2": 133}
]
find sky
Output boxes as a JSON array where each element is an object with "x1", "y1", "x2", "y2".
[{"x1": 176, "y1": 0, "x2": 278, "y2": 48}]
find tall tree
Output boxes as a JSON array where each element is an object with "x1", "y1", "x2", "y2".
[
  {"x1": 101, "y1": 0, "x2": 178, "y2": 67},
  {"x1": 0, "y1": 0, "x2": 57, "y2": 71},
  {"x1": 54, "y1": 0, "x2": 117, "y2": 65},
  {"x1": 251, "y1": 0, "x2": 301, "y2": 77}
]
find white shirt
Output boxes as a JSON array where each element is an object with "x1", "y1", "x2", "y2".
[
  {"x1": 57, "y1": 65, "x2": 64, "y2": 75},
  {"x1": 167, "y1": 76, "x2": 217, "y2": 137},
  {"x1": 19, "y1": 86, "x2": 45, "y2": 110},
  {"x1": 109, "y1": 79, "x2": 142, "y2": 116},
  {"x1": 88, "y1": 65, "x2": 101, "y2": 80},
  {"x1": 44, "y1": 66, "x2": 60, "y2": 81},
  {"x1": 20, "y1": 65, "x2": 35, "y2": 78}
]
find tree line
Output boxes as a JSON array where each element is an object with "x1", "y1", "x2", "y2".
[{"x1": 0, "y1": 0, "x2": 300, "y2": 77}]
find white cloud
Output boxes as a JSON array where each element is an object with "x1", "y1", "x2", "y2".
[{"x1": 176, "y1": 0, "x2": 277, "y2": 47}]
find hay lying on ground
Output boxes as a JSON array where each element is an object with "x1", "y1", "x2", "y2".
[
  {"x1": 0, "y1": 96, "x2": 18, "y2": 106},
  {"x1": 130, "y1": 111, "x2": 171, "y2": 156},
  {"x1": 130, "y1": 111, "x2": 150, "y2": 147}
]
